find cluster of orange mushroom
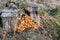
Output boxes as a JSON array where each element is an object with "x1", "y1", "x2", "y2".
[{"x1": 17, "y1": 15, "x2": 39, "y2": 31}]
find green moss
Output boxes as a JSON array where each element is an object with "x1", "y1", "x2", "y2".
[
  {"x1": 47, "y1": 7, "x2": 59, "y2": 16},
  {"x1": 52, "y1": 32, "x2": 59, "y2": 38},
  {"x1": 55, "y1": 22, "x2": 60, "y2": 28}
]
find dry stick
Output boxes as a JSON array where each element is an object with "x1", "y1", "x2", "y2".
[
  {"x1": 2, "y1": 18, "x2": 6, "y2": 40},
  {"x1": 2, "y1": 26, "x2": 4, "y2": 40},
  {"x1": 2, "y1": 29, "x2": 5, "y2": 40},
  {"x1": 3, "y1": 27, "x2": 7, "y2": 40},
  {"x1": 13, "y1": 15, "x2": 18, "y2": 40},
  {"x1": 13, "y1": 17, "x2": 16, "y2": 40}
]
